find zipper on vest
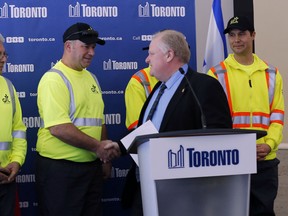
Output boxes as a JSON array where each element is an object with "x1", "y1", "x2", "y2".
[{"x1": 249, "y1": 79, "x2": 252, "y2": 87}]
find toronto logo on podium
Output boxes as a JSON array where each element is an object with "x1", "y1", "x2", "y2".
[
  {"x1": 168, "y1": 145, "x2": 185, "y2": 169},
  {"x1": 168, "y1": 145, "x2": 240, "y2": 169}
]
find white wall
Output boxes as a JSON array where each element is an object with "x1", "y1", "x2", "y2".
[
  {"x1": 254, "y1": 1, "x2": 288, "y2": 144},
  {"x1": 254, "y1": 2, "x2": 288, "y2": 215}
]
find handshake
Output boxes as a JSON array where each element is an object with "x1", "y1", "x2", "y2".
[{"x1": 96, "y1": 140, "x2": 122, "y2": 163}]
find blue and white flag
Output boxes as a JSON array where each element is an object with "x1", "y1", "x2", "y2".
[{"x1": 202, "y1": 0, "x2": 228, "y2": 73}]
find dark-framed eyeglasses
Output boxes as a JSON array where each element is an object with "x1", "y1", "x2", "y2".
[
  {"x1": 0, "y1": 52, "x2": 8, "y2": 60},
  {"x1": 65, "y1": 29, "x2": 98, "y2": 41}
]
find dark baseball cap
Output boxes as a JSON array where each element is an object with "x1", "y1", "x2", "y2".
[
  {"x1": 223, "y1": 16, "x2": 254, "y2": 34},
  {"x1": 63, "y1": 22, "x2": 105, "y2": 45}
]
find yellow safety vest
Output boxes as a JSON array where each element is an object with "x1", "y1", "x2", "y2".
[
  {"x1": 208, "y1": 54, "x2": 284, "y2": 160},
  {"x1": 0, "y1": 76, "x2": 27, "y2": 167},
  {"x1": 125, "y1": 67, "x2": 158, "y2": 130}
]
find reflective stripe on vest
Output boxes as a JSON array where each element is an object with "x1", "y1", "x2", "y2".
[
  {"x1": 211, "y1": 62, "x2": 281, "y2": 129},
  {"x1": 0, "y1": 142, "x2": 11, "y2": 150},
  {"x1": 132, "y1": 69, "x2": 152, "y2": 97},
  {"x1": 13, "y1": 130, "x2": 26, "y2": 139},
  {"x1": 232, "y1": 113, "x2": 270, "y2": 129},
  {"x1": 270, "y1": 110, "x2": 285, "y2": 125},
  {"x1": 1, "y1": 78, "x2": 25, "y2": 150},
  {"x1": 211, "y1": 63, "x2": 233, "y2": 115},
  {"x1": 40, "y1": 68, "x2": 102, "y2": 127},
  {"x1": 265, "y1": 64, "x2": 276, "y2": 107}
]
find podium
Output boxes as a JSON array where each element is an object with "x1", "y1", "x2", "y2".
[{"x1": 128, "y1": 129, "x2": 266, "y2": 216}]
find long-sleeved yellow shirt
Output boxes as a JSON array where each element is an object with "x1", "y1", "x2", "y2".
[
  {"x1": 207, "y1": 54, "x2": 284, "y2": 160},
  {"x1": 0, "y1": 76, "x2": 27, "y2": 167}
]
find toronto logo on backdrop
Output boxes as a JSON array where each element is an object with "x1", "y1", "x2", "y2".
[
  {"x1": 0, "y1": 3, "x2": 47, "y2": 18},
  {"x1": 138, "y1": 2, "x2": 186, "y2": 18},
  {"x1": 68, "y1": 2, "x2": 118, "y2": 18},
  {"x1": 0, "y1": 3, "x2": 8, "y2": 18}
]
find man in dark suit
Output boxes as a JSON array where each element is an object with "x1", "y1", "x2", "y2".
[
  {"x1": 122, "y1": 29, "x2": 232, "y2": 216},
  {"x1": 140, "y1": 29, "x2": 232, "y2": 131}
]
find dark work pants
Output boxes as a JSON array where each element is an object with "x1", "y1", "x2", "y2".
[
  {"x1": 0, "y1": 181, "x2": 16, "y2": 216},
  {"x1": 131, "y1": 183, "x2": 143, "y2": 216},
  {"x1": 250, "y1": 158, "x2": 280, "y2": 216},
  {"x1": 121, "y1": 163, "x2": 143, "y2": 216},
  {"x1": 35, "y1": 154, "x2": 103, "y2": 216}
]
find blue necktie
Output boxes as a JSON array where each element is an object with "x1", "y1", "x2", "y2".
[{"x1": 146, "y1": 84, "x2": 167, "y2": 121}]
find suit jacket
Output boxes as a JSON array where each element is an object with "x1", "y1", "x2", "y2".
[{"x1": 138, "y1": 67, "x2": 232, "y2": 131}]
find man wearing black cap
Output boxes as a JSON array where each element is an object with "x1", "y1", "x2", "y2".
[
  {"x1": 208, "y1": 16, "x2": 284, "y2": 216},
  {"x1": 35, "y1": 23, "x2": 120, "y2": 216}
]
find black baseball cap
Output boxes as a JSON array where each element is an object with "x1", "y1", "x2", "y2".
[
  {"x1": 63, "y1": 22, "x2": 105, "y2": 45},
  {"x1": 224, "y1": 16, "x2": 254, "y2": 34}
]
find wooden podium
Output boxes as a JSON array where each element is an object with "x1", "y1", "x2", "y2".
[{"x1": 128, "y1": 129, "x2": 266, "y2": 216}]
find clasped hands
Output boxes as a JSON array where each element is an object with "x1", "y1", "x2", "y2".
[{"x1": 0, "y1": 162, "x2": 20, "y2": 184}]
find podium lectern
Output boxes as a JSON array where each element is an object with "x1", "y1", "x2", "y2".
[{"x1": 128, "y1": 129, "x2": 266, "y2": 216}]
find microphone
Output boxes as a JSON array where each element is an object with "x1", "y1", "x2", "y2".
[{"x1": 179, "y1": 67, "x2": 207, "y2": 129}]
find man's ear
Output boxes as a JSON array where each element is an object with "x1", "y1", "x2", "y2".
[
  {"x1": 64, "y1": 41, "x2": 73, "y2": 52},
  {"x1": 166, "y1": 49, "x2": 174, "y2": 62}
]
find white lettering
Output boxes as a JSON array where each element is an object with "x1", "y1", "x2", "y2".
[
  {"x1": 23, "y1": 117, "x2": 41, "y2": 128},
  {"x1": 141, "y1": 35, "x2": 152, "y2": 41},
  {"x1": 81, "y1": 4, "x2": 118, "y2": 17},
  {"x1": 112, "y1": 61, "x2": 138, "y2": 70},
  {"x1": 115, "y1": 168, "x2": 129, "y2": 177},
  {"x1": 9, "y1": 5, "x2": 47, "y2": 18},
  {"x1": 19, "y1": 201, "x2": 29, "y2": 208},
  {"x1": 103, "y1": 59, "x2": 138, "y2": 70},
  {"x1": 30, "y1": 93, "x2": 38, "y2": 97},
  {"x1": 150, "y1": 4, "x2": 185, "y2": 17},
  {"x1": 16, "y1": 174, "x2": 36, "y2": 183},
  {"x1": 6, "y1": 63, "x2": 34, "y2": 73},
  {"x1": 105, "y1": 113, "x2": 121, "y2": 125}
]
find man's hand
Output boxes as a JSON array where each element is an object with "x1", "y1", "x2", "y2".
[
  {"x1": 0, "y1": 167, "x2": 10, "y2": 184},
  {"x1": 0, "y1": 162, "x2": 20, "y2": 184},
  {"x1": 104, "y1": 142, "x2": 121, "y2": 160},
  {"x1": 256, "y1": 143, "x2": 271, "y2": 161},
  {"x1": 95, "y1": 140, "x2": 120, "y2": 163}
]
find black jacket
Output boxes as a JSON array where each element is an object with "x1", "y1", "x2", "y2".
[{"x1": 138, "y1": 67, "x2": 232, "y2": 131}]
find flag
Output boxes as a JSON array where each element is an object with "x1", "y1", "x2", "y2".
[{"x1": 202, "y1": 0, "x2": 228, "y2": 73}]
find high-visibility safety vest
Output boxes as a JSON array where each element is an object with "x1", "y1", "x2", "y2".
[
  {"x1": 40, "y1": 68, "x2": 102, "y2": 128},
  {"x1": 132, "y1": 68, "x2": 155, "y2": 97},
  {"x1": 125, "y1": 67, "x2": 158, "y2": 130},
  {"x1": 37, "y1": 61, "x2": 104, "y2": 162},
  {"x1": 0, "y1": 76, "x2": 27, "y2": 167},
  {"x1": 208, "y1": 54, "x2": 284, "y2": 160}
]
